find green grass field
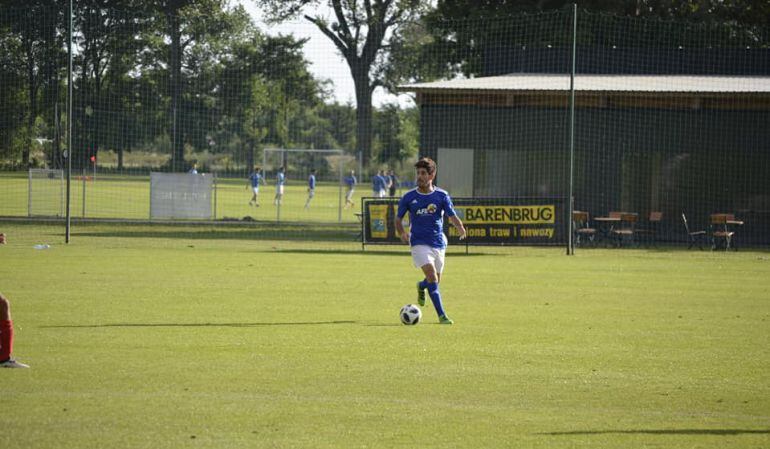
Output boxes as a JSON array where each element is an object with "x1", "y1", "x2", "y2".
[
  {"x1": 0, "y1": 172, "x2": 367, "y2": 224},
  {"x1": 1, "y1": 221, "x2": 769, "y2": 449}
]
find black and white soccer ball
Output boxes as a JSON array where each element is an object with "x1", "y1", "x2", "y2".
[{"x1": 400, "y1": 304, "x2": 422, "y2": 325}]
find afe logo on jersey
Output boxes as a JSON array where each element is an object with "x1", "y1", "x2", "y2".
[{"x1": 416, "y1": 203, "x2": 438, "y2": 215}]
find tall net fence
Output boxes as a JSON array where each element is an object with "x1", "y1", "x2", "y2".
[
  {"x1": 569, "y1": 12, "x2": 770, "y2": 247},
  {"x1": 1, "y1": 4, "x2": 768, "y2": 248},
  {"x1": 406, "y1": 9, "x2": 770, "y2": 248}
]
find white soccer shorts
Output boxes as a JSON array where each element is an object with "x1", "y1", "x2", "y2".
[
  {"x1": 411, "y1": 245, "x2": 446, "y2": 273},
  {"x1": 276, "y1": 185, "x2": 284, "y2": 195},
  {"x1": 252, "y1": 187, "x2": 259, "y2": 194}
]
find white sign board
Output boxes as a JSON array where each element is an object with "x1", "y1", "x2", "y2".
[{"x1": 150, "y1": 172, "x2": 213, "y2": 220}]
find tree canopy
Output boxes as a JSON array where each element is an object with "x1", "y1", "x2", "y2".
[{"x1": 254, "y1": 0, "x2": 427, "y2": 165}]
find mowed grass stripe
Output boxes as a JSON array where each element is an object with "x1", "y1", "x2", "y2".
[
  {"x1": 0, "y1": 172, "x2": 365, "y2": 223},
  {"x1": 0, "y1": 222, "x2": 768, "y2": 449}
]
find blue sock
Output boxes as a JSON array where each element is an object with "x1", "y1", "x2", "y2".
[
  {"x1": 426, "y1": 282, "x2": 446, "y2": 317},
  {"x1": 418, "y1": 279, "x2": 429, "y2": 290}
]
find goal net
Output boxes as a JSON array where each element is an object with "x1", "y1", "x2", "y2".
[{"x1": 28, "y1": 169, "x2": 64, "y2": 217}]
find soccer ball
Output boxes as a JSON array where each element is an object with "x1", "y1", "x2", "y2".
[{"x1": 400, "y1": 304, "x2": 422, "y2": 325}]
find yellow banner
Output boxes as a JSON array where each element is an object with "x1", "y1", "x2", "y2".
[
  {"x1": 368, "y1": 204, "x2": 389, "y2": 238},
  {"x1": 457, "y1": 205, "x2": 555, "y2": 224}
]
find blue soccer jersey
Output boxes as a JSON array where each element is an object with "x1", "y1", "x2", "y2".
[
  {"x1": 249, "y1": 172, "x2": 262, "y2": 187},
  {"x1": 276, "y1": 172, "x2": 285, "y2": 186},
  {"x1": 397, "y1": 188, "x2": 457, "y2": 249},
  {"x1": 308, "y1": 174, "x2": 316, "y2": 189}
]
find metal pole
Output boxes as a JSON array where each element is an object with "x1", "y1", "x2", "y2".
[
  {"x1": 65, "y1": 0, "x2": 73, "y2": 243},
  {"x1": 27, "y1": 170, "x2": 32, "y2": 216},
  {"x1": 82, "y1": 170, "x2": 86, "y2": 217},
  {"x1": 567, "y1": 3, "x2": 577, "y2": 256},
  {"x1": 276, "y1": 150, "x2": 283, "y2": 222},
  {"x1": 338, "y1": 153, "x2": 343, "y2": 222},
  {"x1": 213, "y1": 172, "x2": 217, "y2": 220}
]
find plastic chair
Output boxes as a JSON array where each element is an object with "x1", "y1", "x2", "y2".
[
  {"x1": 710, "y1": 213, "x2": 736, "y2": 251},
  {"x1": 572, "y1": 211, "x2": 597, "y2": 247},
  {"x1": 611, "y1": 213, "x2": 638, "y2": 247},
  {"x1": 682, "y1": 212, "x2": 706, "y2": 250}
]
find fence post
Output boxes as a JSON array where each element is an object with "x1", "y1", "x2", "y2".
[
  {"x1": 567, "y1": 3, "x2": 577, "y2": 256},
  {"x1": 65, "y1": 0, "x2": 73, "y2": 243}
]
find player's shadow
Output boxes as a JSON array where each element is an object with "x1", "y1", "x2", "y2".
[
  {"x1": 41, "y1": 320, "x2": 358, "y2": 329},
  {"x1": 275, "y1": 248, "x2": 490, "y2": 257},
  {"x1": 539, "y1": 429, "x2": 770, "y2": 436},
  {"x1": 71, "y1": 228, "x2": 356, "y2": 242}
]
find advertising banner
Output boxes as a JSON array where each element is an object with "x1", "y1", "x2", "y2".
[
  {"x1": 150, "y1": 172, "x2": 213, "y2": 220},
  {"x1": 362, "y1": 197, "x2": 565, "y2": 246},
  {"x1": 447, "y1": 198, "x2": 566, "y2": 245}
]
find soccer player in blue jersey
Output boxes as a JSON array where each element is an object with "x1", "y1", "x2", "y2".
[
  {"x1": 372, "y1": 170, "x2": 388, "y2": 198},
  {"x1": 372, "y1": 170, "x2": 382, "y2": 197},
  {"x1": 304, "y1": 169, "x2": 316, "y2": 209},
  {"x1": 274, "y1": 166, "x2": 286, "y2": 206},
  {"x1": 248, "y1": 166, "x2": 264, "y2": 206},
  {"x1": 344, "y1": 170, "x2": 357, "y2": 209},
  {"x1": 395, "y1": 157, "x2": 467, "y2": 324}
]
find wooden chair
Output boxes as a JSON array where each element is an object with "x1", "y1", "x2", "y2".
[
  {"x1": 611, "y1": 213, "x2": 638, "y2": 247},
  {"x1": 681, "y1": 212, "x2": 706, "y2": 250},
  {"x1": 710, "y1": 213, "x2": 736, "y2": 251},
  {"x1": 572, "y1": 211, "x2": 597, "y2": 247},
  {"x1": 635, "y1": 211, "x2": 663, "y2": 246}
]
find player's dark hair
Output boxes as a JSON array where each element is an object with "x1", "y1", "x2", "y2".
[{"x1": 414, "y1": 157, "x2": 436, "y2": 175}]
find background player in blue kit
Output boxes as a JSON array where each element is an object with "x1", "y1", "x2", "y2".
[
  {"x1": 304, "y1": 169, "x2": 316, "y2": 209},
  {"x1": 344, "y1": 170, "x2": 356, "y2": 209},
  {"x1": 395, "y1": 157, "x2": 467, "y2": 324},
  {"x1": 372, "y1": 170, "x2": 387, "y2": 198},
  {"x1": 248, "y1": 166, "x2": 264, "y2": 206}
]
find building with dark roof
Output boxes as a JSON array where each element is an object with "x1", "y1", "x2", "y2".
[{"x1": 400, "y1": 74, "x2": 770, "y2": 245}]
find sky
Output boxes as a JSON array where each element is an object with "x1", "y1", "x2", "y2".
[{"x1": 237, "y1": 0, "x2": 415, "y2": 108}]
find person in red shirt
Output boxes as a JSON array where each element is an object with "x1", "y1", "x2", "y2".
[{"x1": 0, "y1": 292, "x2": 29, "y2": 368}]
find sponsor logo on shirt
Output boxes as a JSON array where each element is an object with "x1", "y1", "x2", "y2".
[{"x1": 416, "y1": 203, "x2": 438, "y2": 216}]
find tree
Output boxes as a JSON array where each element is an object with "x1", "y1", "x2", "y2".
[
  {"x1": 0, "y1": 1, "x2": 63, "y2": 167},
  {"x1": 254, "y1": 0, "x2": 427, "y2": 165},
  {"x1": 73, "y1": 0, "x2": 146, "y2": 169},
  {"x1": 423, "y1": 0, "x2": 770, "y2": 78},
  {"x1": 150, "y1": 0, "x2": 237, "y2": 171},
  {"x1": 373, "y1": 103, "x2": 417, "y2": 164},
  {"x1": 218, "y1": 25, "x2": 325, "y2": 167},
  {"x1": 0, "y1": 12, "x2": 27, "y2": 163},
  {"x1": 318, "y1": 102, "x2": 357, "y2": 151}
]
